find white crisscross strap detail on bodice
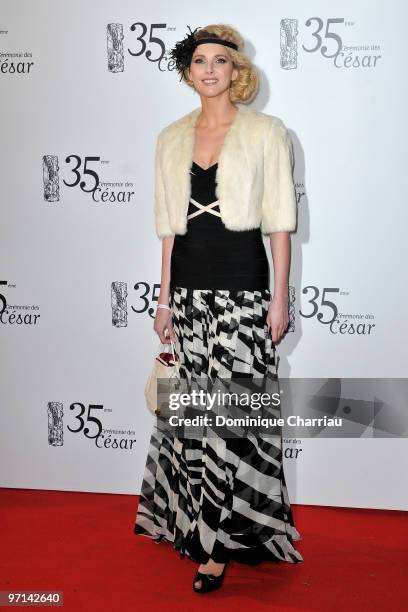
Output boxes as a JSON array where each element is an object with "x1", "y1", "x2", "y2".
[{"x1": 187, "y1": 197, "x2": 221, "y2": 220}]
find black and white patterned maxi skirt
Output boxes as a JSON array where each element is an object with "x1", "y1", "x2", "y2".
[{"x1": 134, "y1": 287, "x2": 303, "y2": 565}]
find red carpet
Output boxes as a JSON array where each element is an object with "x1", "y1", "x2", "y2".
[{"x1": 1, "y1": 488, "x2": 406, "y2": 611}]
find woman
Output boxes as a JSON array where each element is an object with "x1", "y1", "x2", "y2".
[{"x1": 134, "y1": 23, "x2": 303, "y2": 593}]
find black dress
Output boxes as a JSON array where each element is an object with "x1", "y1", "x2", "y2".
[{"x1": 170, "y1": 161, "x2": 270, "y2": 291}]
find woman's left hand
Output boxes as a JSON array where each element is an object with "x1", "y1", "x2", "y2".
[{"x1": 266, "y1": 295, "x2": 289, "y2": 344}]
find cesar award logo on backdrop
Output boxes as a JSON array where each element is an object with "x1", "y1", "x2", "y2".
[
  {"x1": 47, "y1": 401, "x2": 137, "y2": 451},
  {"x1": 0, "y1": 27, "x2": 35, "y2": 75},
  {"x1": 300, "y1": 285, "x2": 376, "y2": 335},
  {"x1": 42, "y1": 155, "x2": 136, "y2": 204},
  {"x1": 0, "y1": 280, "x2": 41, "y2": 326},
  {"x1": 43, "y1": 154, "x2": 100, "y2": 202},
  {"x1": 280, "y1": 17, "x2": 382, "y2": 70},
  {"x1": 106, "y1": 22, "x2": 182, "y2": 74},
  {"x1": 111, "y1": 281, "x2": 160, "y2": 327}
]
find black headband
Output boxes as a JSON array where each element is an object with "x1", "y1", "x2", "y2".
[
  {"x1": 169, "y1": 25, "x2": 239, "y2": 81},
  {"x1": 194, "y1": 37, "x2": 238, "y2": 51}
]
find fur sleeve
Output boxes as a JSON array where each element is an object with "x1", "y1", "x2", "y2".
[
  {"x1": 261, "y1": 118, "x2": 297, "y2": 234},
  {"x1": 154, "y1": 132, "x2": 174, "y2": 239}
]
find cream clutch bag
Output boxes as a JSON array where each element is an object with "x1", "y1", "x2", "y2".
[{"x1": 144, "y1": 338, "x2": 181, "y2": 415}]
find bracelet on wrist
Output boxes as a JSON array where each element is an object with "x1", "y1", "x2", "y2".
[{"x1": 157, "y1": 303, "x2": 171, "y2": 311}]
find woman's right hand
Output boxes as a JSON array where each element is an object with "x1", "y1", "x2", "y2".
[{"x1": 154, "y1": 307, "x2": 176, "y2": 343}]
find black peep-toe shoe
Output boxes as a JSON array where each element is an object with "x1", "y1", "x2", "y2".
[{"x1": 192, "y1": 564, "x2": 227, "y2": 594}]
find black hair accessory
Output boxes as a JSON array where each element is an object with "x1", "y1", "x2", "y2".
[{"x1": 169, "y1": 25, "x2": 239, "y2": 81}]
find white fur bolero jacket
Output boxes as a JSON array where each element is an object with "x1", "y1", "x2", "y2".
[{"x1": 154, "y1": 103, "x2": 297, "y2": 239}]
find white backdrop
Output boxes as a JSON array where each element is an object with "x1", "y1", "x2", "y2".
[{"x1": 1, "y1": 0, "x2": 407, "y2": 510}]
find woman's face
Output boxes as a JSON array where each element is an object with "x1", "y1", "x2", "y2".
[{"x1": 188, "y1": 43, "x2": 238, "y2": 98}]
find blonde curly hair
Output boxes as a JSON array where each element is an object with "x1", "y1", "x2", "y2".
[{"x1": 182, "y1": 24, "x2": 259, "y2": 104}]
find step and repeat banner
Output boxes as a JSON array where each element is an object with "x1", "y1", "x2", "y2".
[{"x1": 1, "y1": 1, "x2": 407, "y2": 510}]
